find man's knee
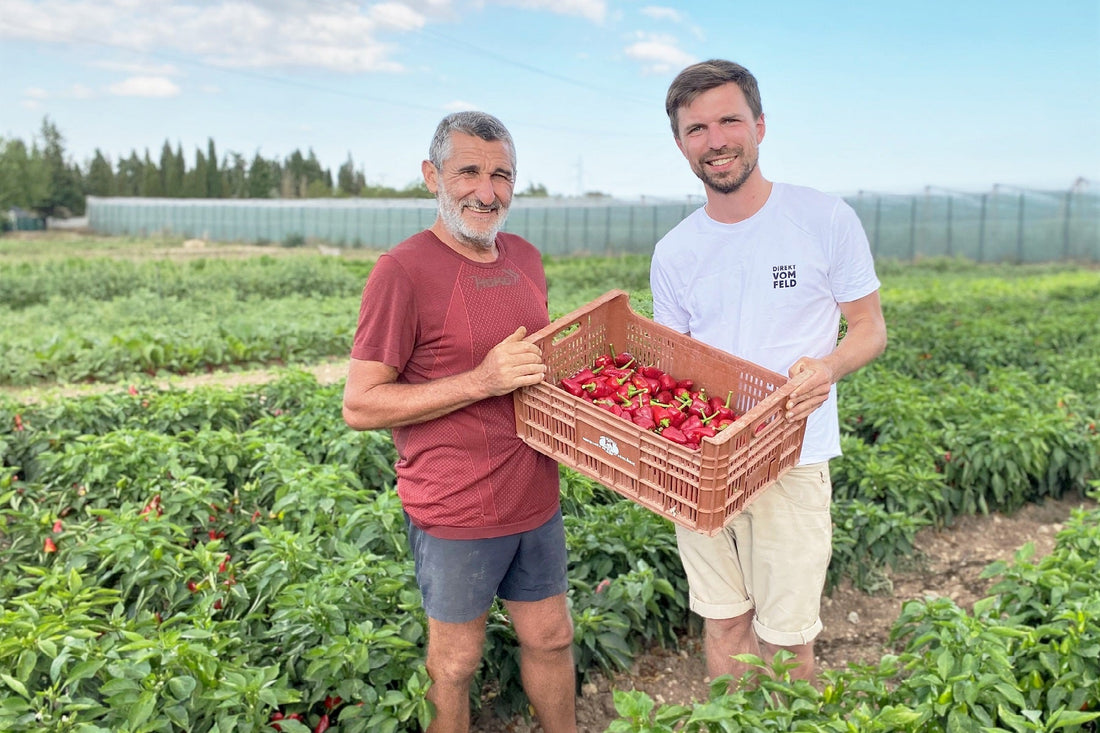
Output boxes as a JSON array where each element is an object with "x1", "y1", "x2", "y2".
[
  {"x1": 706, "y1": 610, "x2": 755, "y2": 639},
  {"x1": 518, "y1": 615, "x2": 574, "y2": 656},
  {"x1": 426, "y1": 641, "x2": 483, "y2": 685}
]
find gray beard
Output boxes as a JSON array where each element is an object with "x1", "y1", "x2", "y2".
[{"x1": 437, "y1": 188, "x2": 508, "y2": 250}]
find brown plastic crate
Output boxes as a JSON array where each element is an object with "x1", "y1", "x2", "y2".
[{"x1": 514, "y1": 289, "x2": 809, "y2": 536}]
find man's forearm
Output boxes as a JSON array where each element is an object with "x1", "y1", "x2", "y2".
[
  {"x1": 343, "y1": 370, "x2": 489, "y2": 430},
  {"x1": 824, "y1": 318, "x2": 887, "y2": 384}
]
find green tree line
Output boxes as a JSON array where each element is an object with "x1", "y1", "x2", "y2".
[{"x1": 1, "y1": 118, "x2": 553, "y2": 221}]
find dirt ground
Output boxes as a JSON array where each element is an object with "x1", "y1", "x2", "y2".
[
  {"x1": 5, "y1": 360, "x2": 1094, "y2": 732},
  {"x1": 472, "y1": 492, "x2": 1094, "y2": 733}
]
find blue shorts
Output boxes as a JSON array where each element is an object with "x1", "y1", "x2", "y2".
[{"x1": 405, "y1": 509, "x2": 569, "y2": 623}]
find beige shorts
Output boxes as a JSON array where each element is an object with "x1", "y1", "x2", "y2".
[{"x1": 674, "y1": 461, "x2": 832, "y2": 647}]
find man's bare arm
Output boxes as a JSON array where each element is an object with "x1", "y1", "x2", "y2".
[
  {"x1": 784, "y1": 291, "x2": 887, "y2": 422},
  {"x1": 342, "y1": 326, "x2": 547, "y2": 430}
]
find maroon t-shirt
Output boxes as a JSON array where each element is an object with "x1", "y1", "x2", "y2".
[{"x1": 350, "y1": 230, "x2": 560, "y2": 539}]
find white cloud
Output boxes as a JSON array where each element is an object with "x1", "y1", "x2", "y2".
[
  {"x1": 624, "y1": 34, "x2": 696, "y2": 75},
  {"x1": 21, "y1": 99, "x2": 42, "y2": 110},
  {"x1": 67, "y1": 84, "x2": 95, "y2": 99},
  {"x1": 25, "y1": 87, "x2": 49, "y2": 99},
  {"x1": 638, "y1": 5, "x2": 704, "y2": 41},
  {"x1": 0, "y1": 0, "x2": 420, "y2": 73},
  {"x1": 371, "y1": 2, "x2": 428, "y2": 30},
  {"x1": 640, "y1": 6, "x2": 682, "y2": 23},
  {"x1": 444, "y1": 99, "x2": 479, "y2": 111},
  {"x1": 499, "y1": 0, "x2": 606, "y2": 23},
  {"x1": 108, "y1": 76, "x2": 182, "y2": 97},
  {"x1": 93, "y1": 60, "x2": 180, "y2": 76}
]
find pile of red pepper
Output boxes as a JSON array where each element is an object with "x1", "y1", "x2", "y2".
[{"x1": 558, "y1": 347, "x2": 738, "y2": 450}]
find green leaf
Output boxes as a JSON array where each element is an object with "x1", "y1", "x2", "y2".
[
  {"x1": 127, "y1": 689, "x2": 157, "y2": 729},
  {"x1": 66, "y1": 659, "x2": 106, "y2": 685},
  {"x1": 0, "y1": 674, "x2": 29, "y2": 699},
  {"x1": 1048, "y1": 709, "x2": 1100, "y2": 730},
  {"x1": 167, "y1": 675, "x2": 197, "y2": 700}
]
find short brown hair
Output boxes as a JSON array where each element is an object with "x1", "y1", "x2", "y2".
[{"x1": 665, "y1": 59, "x2": 763, "y2": 138}]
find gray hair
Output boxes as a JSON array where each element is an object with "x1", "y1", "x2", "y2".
[
  {"x1": 665, "y1": 59, "x2": 763, "y2": 138},
  {"x1": 428, "y1": 111, "x2": 516, "y2": 172}
]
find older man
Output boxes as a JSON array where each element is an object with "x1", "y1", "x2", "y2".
[{"x1": 342, "y1": 111, "x2": 576, "y2": 733}]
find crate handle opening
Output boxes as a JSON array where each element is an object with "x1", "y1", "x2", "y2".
[
  {"x1": 527, "y1": 289, "x2": 630, "y2": 347},
  {"x1": 747, "y1": 369, "x2": 813, "y2": 440}
]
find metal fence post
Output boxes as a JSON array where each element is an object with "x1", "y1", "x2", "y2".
[
  {"x1": 909, "y1": 198, "x2": 918, "y2": 260},
  {"x1": 872, "y1": 195, "x2": 882, "y2": 257},
  {"x1": 1016, "y1": 193, "x2": 1025, "y2": 263},
  {"x1": 978, "y1": 193, "x2": 987, "y2": 262},
  {"x1": 1062, "y1": 189, "x2": 1072, "y2": 260},
  {"x1": 946, "y1": 195, "x2": 953, "y2": 257},
  {"x1": 605, "y1": 205, "x2": 612, "y2": 253}
]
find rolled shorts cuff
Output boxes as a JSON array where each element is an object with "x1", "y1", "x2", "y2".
[
  {"x1": 689, "y1": 596, "x2": 754, "y2": 620},
  {"x1": 754, "y1": 617, "x2": 823, "y2": 647}
]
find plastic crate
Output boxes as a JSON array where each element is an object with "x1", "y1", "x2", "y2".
[{"x1": 514, "y1": 290, "x2": 808, "y2": 536}]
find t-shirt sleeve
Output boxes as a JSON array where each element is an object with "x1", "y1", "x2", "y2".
[
  {"x1": 650, "y1": 245, "x2": 690, "y2": 333},
  {"x1": 830, "y1": 199, "x2": 881, "y2": 303},
  {"x1": 350, "y1": 254, "x2": 417, "y2": 371}
]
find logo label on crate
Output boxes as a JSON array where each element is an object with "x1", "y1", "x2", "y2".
[{"x1": 577, "y1": 422, "x2": 639, "y2": 469}]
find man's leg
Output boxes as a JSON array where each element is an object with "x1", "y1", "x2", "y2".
[
  {"x1": 703, "y1": 611, "x2": 761, "y2": 685},
  {"x1": 505, "y1": 593, "x2": 577, "y2": 733},
  {"x1": 760, "y1": 639, "x2": 815, "y2": 682},
  {"x1": 673, "y1": 522, "x2": 756, "y2": 686},
  {"x1": 743, "y1": 463, "x2": 833, "y2": 686},
  {"x1": 424, "y1": 613, "x2": 489, "y2": 733}
]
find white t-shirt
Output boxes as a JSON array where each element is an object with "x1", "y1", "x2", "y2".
[{"x1": 650, "y1": 182, "x2": 880, "y2": 464}]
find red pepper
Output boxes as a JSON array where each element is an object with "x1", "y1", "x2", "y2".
[
  {"x1": 687, "y1": 394, "x2": 711, "y2": 418},
  {"x1": 649, "y1": 404, "x2": 673, "y2": 428},
  {"x1": 618, "y1": 395, "x2": 643, "y2": 415},
  {"x1": 613, "y1": 350, "x2": 636, "y2": 368},
  {"x1": 601, "y1": 366, "x2": 634, "y2": 382},
  {"x1": 660, "y1": 426, "x2": 690, "y2": 446},
  {"x1": 658, "y1": 373, "x2": 677, "y2": 392},
  {"x1": 684, "y1": 424, "x2": 718, "y2": 443},
  {"x1": 676, "y1": 378, "x2": 695, "y2": 392},
  {"x1": 633, "y1": 413, "x2": 657, "y2": 430},
  {"x1": 314, "y1": 713, "x2": 330, "y2": 733},
  {"x1": 594, "y1": 352, "x2": 620, "y2": 367},
  {"x1": 681, "y1": 414, "x2": 704, "y2": 433},
  {"x1": 582, "y1": 377, "x2": 615, "y2": 399},
  {"x1": 640, "y1": 365, "x2": 664, "y2": 379},
  {"x1": 630, "y1": 373, "x2": 652, "y2": 395},
  {"x1": 592, "y1": 399, "x2": 624, "y2": 417},
  {"x1": 560, "y1": 376, "x2": 587, "y2": 397},
  {"x1": 708, "y1": 390, "x2": 737, "y2": 421}
]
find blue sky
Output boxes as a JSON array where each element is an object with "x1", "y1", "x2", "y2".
[{"x1": 1, "y1": 0, "x2": 1097, "y2": 200}]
